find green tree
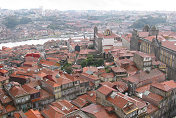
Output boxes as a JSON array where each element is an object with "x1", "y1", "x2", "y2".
[
  {"x1": 80, "y1": 55, "x2": 104, "y2": 67},
  {"x1": 3, "y1": 16, "x2": 32, "y2": 29},
  {"x1": 4, "y1": 16, "x2": 19, "y2": 29},
  {"x1": 19, "y1": 17, "x2": 32, "y2": 24},
  {"x1": 130, "y1": 16, "x2": 166, "y2": 29},
  {"x1": 61, "y1": 63, "x2": 73, "y2": 74}
]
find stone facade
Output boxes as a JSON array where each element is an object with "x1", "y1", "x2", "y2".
[
  {"x1": 93, "y1": 27, "x2": 120, "y2": 53},
  {"x1": 133, "y1": 51, "x2": 152, "y2": 72},
  {"x1": 130, "y1": 26, "x2": 176, "y2": 80}
]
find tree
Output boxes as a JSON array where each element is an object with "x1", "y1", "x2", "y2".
[
  {"x1": 130, "y1": 16, "x2": 166, "y2": 29},
  {"x1": 61, "y1": 63, "x2": 73, "y2": 74},
  {"x1": 4, "y1": 16, "x2": 19, "y2": 29},
  {"x1": 3, "y1": 16, "x2": 32, "y2": 29},
  {"x1": 80, "y1": 55, "x2": 104, "y2": 67},
  {"x1": 19, "y1": 17, "x2": 32, "y2": 24}
]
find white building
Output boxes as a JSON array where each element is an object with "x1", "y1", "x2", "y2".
[{"x1": 94, "y1": 27, "x2": 122, "y2": 53}]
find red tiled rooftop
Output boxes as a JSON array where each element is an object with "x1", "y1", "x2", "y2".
[
  {"x1": 99, "y1": 73, "x2": 114, "y2": 78},
  {"x1": 0, "y1": 89, "x2": 12, "y2": 104},
  {"x1": 162, "y1": 40, "x2": 176, "y2": 51},
  {"x1": 22, "y1": 84, "x2": 39, "y2": 95},
  {"x1": 113, "y1": 81, "x2": 128, "y2": 93},
  {"x1": 72, "y1": 97, "x2": 89, "y2": 108},
  {"x1": 5, "y1": 105, "x2": 16, "y2": 113},
  {"x1": 9, "y1": 86, "x2": 28, "y2": 98},
  {"x1": 40, "y1": 60, "x2": 56, "y2": 66},
  {"x1": 81, "y1": 104, "x2": 118, "y2": 118},
  {"x1": 122, "y1": 69, "x2": 165, "y2": 85},
  {"x1": 145, "y1": 92, "x2": 163, "y2": 102},
  {"x1": 135, "y1": 51, "x2": 152, "y2": 58},
  {"x1": 100, "y1": 82, "x2": 114, "y2": 88},
  {"x1": 151, "y1": 82, "x2": 172, "y2": 92},
  {"x1": 147, "y1": 104, "x2": 158, "y2": 114},
  {"x1": 97, "y1": 85, "x2": 116, "y2": 96},
  {"x1": 111, "y1": 67, "x2": 126, "y2": 73},
  {"x1": 136, "y1": 84, "x2": 151, "y2": 93},
  {"x1": 107, "y1": 94, "x2": 129, "y2": 109},
  {"x1": 39, "y1": 89, "x2": 53, "y2": 100},
  {"x1": 0, "y1": 76, "x2": 9, "y2": 82},
  {"x1": 0, "y1": 69, "x2": 8, "y2": 74},
  {"x1": 83, "y1": 66, "x2": 98, "y2": 73},
  {"x1": 25, "y1": 109, "x2": 44, "y2": 118},
  {"x1": 161, "y1": 80, "x2": 176, "y2": 89},
  {"x1": 81, "y1": 73, "x2": 100, "y2": 81},
  {"x1": 41, "y1": 105, "x2": 64, "y2": 118},
  {"x1": 25, "y1": 53, "x2": 40, "y2": 58},
  {"x1": 51, "y1": 100, "x2": 78, "y2": 114},
  {"x1": 138, "y1": 32, "x2": 149, "y2": 38},
  {"x1": 14, "y1": 111, "x2": 27, "y2": 118},
  {"x1": 97, "y1": 33, "x2": 117, "y2": 39}
]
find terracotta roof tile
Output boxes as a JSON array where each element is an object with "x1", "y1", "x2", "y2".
[
  {"x1": 113, "y1": 81, "x2": 128, "y2": 93},
  {"x1": 39, "y1": 89, "x2": 53, "y2": 100},
  {"x1": 100, "y1": 82, "x2": 114, "y2": 88},
  {"x1": 97, "y1": 33, "x2": 117, "y2": 39},
  {"x1": 122, "y1": 69, "x2": 165, "y2": 86},
  {"x1": 81, "y1": 104, "x2": 118, "y2": 118},
  {"x1": 9, "y1": 86, "x2": 28, "y2": 98},
  {"x1": 111, "y1": 67, "x2": 126, "y2": 73},
  {"x1": 151, "y1": 83, "x2": 172, "y2": 92},
  {"x1": 0, "y1": 76, "x2": 9, "y2": 82},
  {"x1": 0, "y1": 69, "x2": 8, "y2": 74},
  {"x1": 145, "y1": 92, "x2": 163, "y2": 102},
  {"x1": 51, "y1": 100, "x2": 78, "y2": 114},
  {"x1": 136, "y1": 84, "x2": 151, "y2": 93},
  {"x1": 99, "y1": 73, "x2": 114, "y2": 78},
  {"x1": 71, "y1": 97, "x2": 89, "y2": 108},
  {"x1": 42, "y1": 105, "x2": 64, "y2": 118},
  {"x1": 97, "y1": 85, "x2": 116, "y2": 96},
  {"x1": 22, "y1": 84, "x2": 39, "y2": 95},
  {"x1": 25, "y1": 109, "x2": 44, "y2": 118},
  {"x1": 147, "y1": 104, "x2": 158, "y2": 114},
  {"x1": 138, "y1": 32, "x2": 149, "y2": 38},
  {"x1": 161, "y1": 80, "x2": 176, "y2": 89}
]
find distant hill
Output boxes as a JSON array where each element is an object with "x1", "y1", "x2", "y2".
[
  {"x1": 3, "y1": 16, "x2": 32, "y2": 29},
  {"x1": 130, "y1": 16, "x2": 166, "y2": 29}
]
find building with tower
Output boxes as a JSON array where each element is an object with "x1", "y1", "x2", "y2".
[
  {"x1": 130, "y1": 25, "x2": 176, "y2": 80},
  {"x1": 93, "y1": 26, "x2": 121, "y2": 53}
]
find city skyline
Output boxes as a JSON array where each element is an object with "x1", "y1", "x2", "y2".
[{"x1": 0, "y1": 0, "x2": 176, "y2": 11}]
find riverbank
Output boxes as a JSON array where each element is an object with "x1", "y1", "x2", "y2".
[{"x1": 0, "y1": 35, "x2": 60, "y2": 44}]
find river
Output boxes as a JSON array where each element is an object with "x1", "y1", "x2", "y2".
[{"x1": 0, "y1": 35, "x2": 85, "y2": 49}]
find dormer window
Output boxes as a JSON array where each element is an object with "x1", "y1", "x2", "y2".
[{"x1": 104, "y1": 29, "x2": 112, "y2": 36}]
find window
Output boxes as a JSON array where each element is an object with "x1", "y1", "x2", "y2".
[{"x1": 21, "y1": 98, "x2": 25, "y2": 102}]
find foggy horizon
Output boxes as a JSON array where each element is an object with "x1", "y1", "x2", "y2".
[{"x1": 0, "y1": 0, "x2": 176, "y2": 11}]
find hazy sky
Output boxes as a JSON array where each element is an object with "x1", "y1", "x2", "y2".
[{"x1": 0, "y1": 0, "x2": 176, "y2": 11}]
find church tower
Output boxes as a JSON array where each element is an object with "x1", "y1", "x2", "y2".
[
  {"x1": 143, "y1": 25, "x2": 150, "y2": 32},
  {"x1": 149, "y1": 26, "x2": 159, "y2": 36},
  {"x1": 130, "y1": 29, "x2": 140, "y2": 51},
  {"x1": 94, "y1": 26, "x2": 98, "y2": 38}
]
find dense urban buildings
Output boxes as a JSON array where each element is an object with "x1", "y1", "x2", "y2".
[{"x1": 0, "y1": 9, "x2": 175, "y2": 118}]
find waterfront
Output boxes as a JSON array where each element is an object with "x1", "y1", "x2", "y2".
[
  {"x1": 0, "y1": 35, "x2": 86, "y2": 49},
  {"x1": 0, "y1": 38, "x2": 60, "y2": 49}
]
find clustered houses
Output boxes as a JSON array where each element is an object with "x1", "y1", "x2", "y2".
[
  {"x1": 96, "y1": 85, "x2": 147, "y2": 118},
  {"x1": 0, "y1": 26, "x2": 175, "y2": 118}
]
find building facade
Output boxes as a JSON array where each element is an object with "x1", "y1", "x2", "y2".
[{"x1": 130, "y1": 25, "x2": 176, "y2": 80}]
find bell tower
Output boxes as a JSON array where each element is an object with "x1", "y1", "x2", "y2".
[
  {"x1": 130, "y1": 29, "x2": 140, "y2": 51},
  {"x1": 94, "y1": 26, "x2": 98, "y2": 38}
]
